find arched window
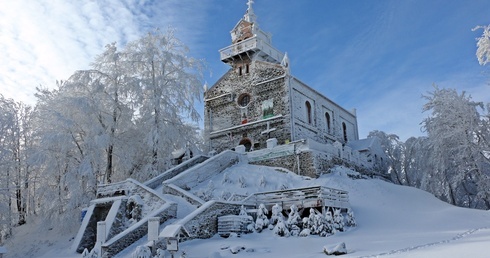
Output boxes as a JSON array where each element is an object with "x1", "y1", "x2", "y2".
[
  {"x1": 325, "y1": 112, "x2": 331, "y2": 133},
  {"x1": 305, "y1": 101, "x2": 312, "y2": 124},
  {"x1": 342, "y1": 122, "x2": 348, "y2": 142}
]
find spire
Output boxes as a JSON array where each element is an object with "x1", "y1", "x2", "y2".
[{"x1": 244, "y1": 0, "x2": 257, "y2": 24}]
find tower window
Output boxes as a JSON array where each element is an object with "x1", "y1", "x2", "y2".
[
  {"x1": 238, "y1": 66, "x2": 243, "y2": 76},
  {"x1": 305, "y1": 101, "x2": 312, "y2": 124},
  {"x1": 238, "y1": 93, "x2": 251, "y2": 107},
  {"x1": 245, "y1": 64, "x2": 250, "y2": 74},
  {"x1": 342, "y1": 122, "x2": 348, "y2": 142},
  {"x1": 325, "y1": 112, "x2": 331, "y2": 133}
]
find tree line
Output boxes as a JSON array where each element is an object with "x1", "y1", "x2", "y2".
[{"x1": 0, "y1": 29, "x2": 204, "y2": 243}]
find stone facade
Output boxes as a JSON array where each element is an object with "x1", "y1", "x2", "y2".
[{"x1": 204, "y1": 60, "x2": 291, "y2": 153}]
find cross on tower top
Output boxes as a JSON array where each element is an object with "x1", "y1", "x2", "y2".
[{"x1": 244, "y1": 0, "x2": 257, "y2": 24}]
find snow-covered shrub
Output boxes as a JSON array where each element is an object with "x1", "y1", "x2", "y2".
[
  {"x1": 290, "y1": 224, "x2": 301, "y2": 236},
  {"x1": 239, "y1": 205, "x2": 248, "y2": 216},
  {"x1": 81, "y1": 248, "x2": 90, "y2": 258},
  {"x1": 346, "y1": 208, "x2": 357, "y2": 227},
  {"x1": 299, "y1": 228, "x2": 311, "y2": 237},
  {"x1": 221, "y1": 172, "x2": 232, "y2": 184},
  {"x1": 273, "y1": 217, "x2": 290, "y2": 237},
  {"x1": 259, "y1": 175, "x2": 267, "y2": 188},
  {"x1": 286, "y1": 204, "x2": 301, "y2": 228},
  {"x1": 238, "y1": 175, "x2": 247, "y2": 188},
  {"x1": 132, "y1": 245, "x2": 151, "y2": 258},
  {"x1": 304, "y1": 208, "x2": 316, "y2": 230},
  {"x1": 127, "y1": 195, "x2": 143, "y2": 223},
  {"x1": 154, "y1": 248, "x2": 166, "y2": 258},
  {"x1": 195, "y1": 181, "x2": 216, "y2": 201},
  {"x1": 333, "y1": 208, "x2": 344, "y2": 232},
  {"x1": 254, "y1": 204, "x2": 269, "y2": 232},
  {"x1": 270, "y1": 203, "x2": 283, "y2": 225},
  {"x1": 220, "y1": 191, "x2": 231, "y2": 201}
]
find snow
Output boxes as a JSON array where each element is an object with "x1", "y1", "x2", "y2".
[{"x1": 4, "y1": 165, "x2": 490, "y2": 258}]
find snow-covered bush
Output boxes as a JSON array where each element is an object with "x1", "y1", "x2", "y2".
[
  {"x1": 299, "y1": 228, "x2": 311, "y2": 237},
  {"x1": 155, "y1": 248, "x2": 166, "y2": 258},
  {"x1": 238, "y1": 175, "x2": 247, "y2": 188},
  {"x1": 286, "y1": 204, "x2": 301, "y2": 228},
  {"x1": 333, "y1": 208, "x2": 344, "y2": 232},
  {"x1": 221, "y1": 172, "x2": 232, "y2": 184},
  {"x1": 132, "y1": 245, "x2": 151, "y2": 258},
  {"x1": 270, "y1": 203, "x2": 283, "y2": 225},
  {"x1": 127, "y1": 195, "x2": 143, "y2": 223},
  {"x1": 346, "y1": 208, "x2": 357, "y2": 227},
  {"x1": 290, "y1": 224, "x2": 301, "y2": 236},
  {"x1": 220, "y1": 191, "x2": 231, "y2": 201},
  {"x1": 273, "y1": 217, "x2": 290, "y2": 237},
  {"x1": 195, "y1": 181, "x2": 215, "y2": 201},
  {"x1": 259, "y1": 175, "x2": 267, "y2": 188},
  {"x1": 254, "y1": 204, "x2": 269, "y2": 232}
]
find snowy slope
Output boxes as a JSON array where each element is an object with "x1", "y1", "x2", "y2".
[{"x1": 4, "y1": 165, "x2": 490, "y2": 258}]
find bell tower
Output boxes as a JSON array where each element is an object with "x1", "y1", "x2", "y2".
[{"x1": 219, "y1": 0, "x2": 284, "y2": 65}]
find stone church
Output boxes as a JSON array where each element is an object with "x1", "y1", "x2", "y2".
[{"x1": 204, "y1": 1, "x2": 384, "y2": 176}]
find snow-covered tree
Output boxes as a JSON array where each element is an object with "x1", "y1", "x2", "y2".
[
  {"x1": 346, "y1": 208, "x2": 357, "y2": 227},
  {"x1": 333, "y1": 208, "x2": 344, "y2": 232},
  {"x1": 124, "y1": 28, "x2": 204, "y2": 175},
  {"x1": 255, "y1": 203, "x2": 269, "y2": 232},
  {"x1": 273, "y1": 217, "x2": 290, "y2": 237},
  {"x1": 422, "y1": 85, "x2": 489, "y2": 208},
  {"x1": 270, "y1": 203, "x2": 283, "y2": 225},
  {"x1": 286, "y1": 204, "x2": 301, "y2": 228},
  {"x1": 474, "y1": 24, "x2": 490, "y2": 66},
  {"x1": 368, "y1": 130, "x2": 404, "y2": 184}
]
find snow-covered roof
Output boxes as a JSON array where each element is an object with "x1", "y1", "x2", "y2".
[{"x1": 347, "y1": 138, "x2": 376, "y2": 152}]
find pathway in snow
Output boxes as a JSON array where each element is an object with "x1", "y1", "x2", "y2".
[{"x1": 360, "y1": 226, "x2": 490, "y2": 257}]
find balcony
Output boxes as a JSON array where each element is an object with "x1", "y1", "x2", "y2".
[{"x1": 219, "y1": 36, "x2": 284, "y2": 64}]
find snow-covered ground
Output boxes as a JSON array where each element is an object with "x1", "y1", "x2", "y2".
[{"x1": 4, "y1": 164, "x2": 490, "y2": 257}]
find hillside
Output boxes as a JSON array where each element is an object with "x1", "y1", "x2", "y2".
[{"x1": 4, "y1": 164, "x2": 490, "y2": 258}]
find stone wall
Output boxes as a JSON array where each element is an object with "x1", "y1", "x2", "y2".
[
  {"x1": 180, "y1": 201, "x2": 255, "y2": 240},
  {"x1": 101, "y1": 203, "x2": 177, "y2": 258},
  {"x1": 250, "y1": 150, "x2": 318, "y2": 178}
]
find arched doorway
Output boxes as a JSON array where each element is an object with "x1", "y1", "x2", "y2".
[{"x1": 239, "y1": 137, "x2": 252, "y2": 152}]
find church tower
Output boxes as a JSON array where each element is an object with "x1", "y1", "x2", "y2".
[
  {"x1": 219, "y1": 0, "x2": 285, "y2": 67},
  {"x1": 204, "y1": 1, "x2": 362, "y2": 174}
]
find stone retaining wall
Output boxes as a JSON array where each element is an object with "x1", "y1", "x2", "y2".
[{"x1": 101, "y1": 203, "x2": 177, "y2": 258}]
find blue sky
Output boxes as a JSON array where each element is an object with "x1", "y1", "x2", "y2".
[{"x1": 1, "y1": 0, "x2": 489, "y2": 140}]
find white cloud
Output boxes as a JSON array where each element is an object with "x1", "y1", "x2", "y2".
[{"x1": 0, "y1": 0, "x2": 210, "y2": 105}]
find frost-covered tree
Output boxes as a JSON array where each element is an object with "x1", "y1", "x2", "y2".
[
  {"x1": 422, "y1": 85, "x2": 489, "y2": 208},
  {"x1": 124, "y1": 28, "x2": 204, "y2": 175},
  {"x1": 474, "y1": 24, "x2": 490, "y2": 66},
  {"x1": 0, "y1": 94, "x2": 36, "y2": 242},
  {"x1": 368, "y1": 130, "x2": 404, "y2": 184}
]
